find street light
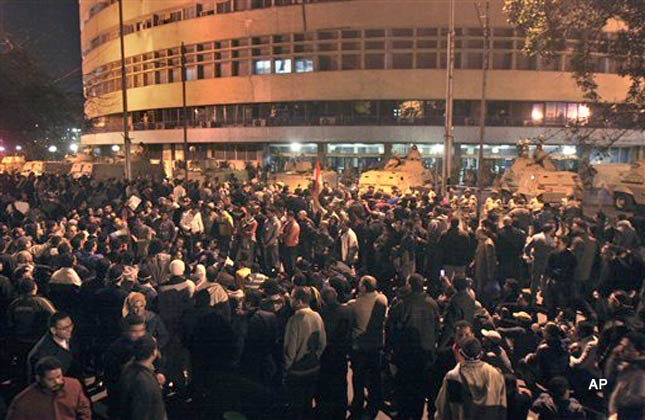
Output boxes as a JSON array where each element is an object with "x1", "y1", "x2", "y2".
[
  {"x1": 112, "y1": 145, "x2": 121, "y2": 152},
  {"x1": 69, "y1": 144, "x2": 79, "y2": 153},
  {"x1": 0, "y1": 146, "x2": 5, "y2": 152},
  {"x1": 48, "y1": 145, "x2": 58, "y2": 153},
  {"x1": 15, "y1": 145, "x2": 22, "y2": 151}
]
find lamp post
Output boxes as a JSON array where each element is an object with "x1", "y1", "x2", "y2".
[
  {"x1": 442, "y1": 0, "x2": 455, "y2": 196},
  {"x1": 117, "y1": 0, "x2": 132, "y2": 180}
]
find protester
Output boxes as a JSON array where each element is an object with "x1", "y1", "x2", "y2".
[
  {"x1": 6, "y1": 356, "x2": 91, "y2": 420},
  {"x1": 0, "y1": 170, "x2": 642, "y2": 419}
]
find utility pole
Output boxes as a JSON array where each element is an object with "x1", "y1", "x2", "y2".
[
  {"x1": 181, "y1": 42, "x2": 189, "y2": 171},
  {"x1": 117, "y1": 0, "x2": 132, "y2": 180},
  {"x1": 442, "y1": 0, "x2": 455, "y2": 196},
  {"x1": 476, "y1": 0, "x2": 490, "y2": 214}
]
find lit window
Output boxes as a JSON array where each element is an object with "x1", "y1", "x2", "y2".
[
  {"x1": 275, "y1": 59, "x2": 292, "y2": 74},
  {"x1": 253, "y1": 60, "x2": 271, "y2": 75},
  {"x1": 295, "y1": 58, "x2": 314, "y2": 73}
]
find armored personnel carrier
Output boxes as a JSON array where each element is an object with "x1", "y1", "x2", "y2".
[
  {"x1": 21, "y1": 160, "x2": 72, "y2": 177},
  {"x1": 68, "y1": 146, "x2": 165, "y2": 181},
  {"x1": 175, "y1": 159, "x2": 251, "y2": 184},
  {"x1": 495, "y1": 144, "x2": 583, "y2": 204},
  {"x1": 358, "y1": 145, "x2": 434, "y2": 194},
  {"x1": 272, "y1": 160, "x2": 338, "y2": 192},
  {"x1": 0, "y1": 155, "x2": 25, "y2": 173}
]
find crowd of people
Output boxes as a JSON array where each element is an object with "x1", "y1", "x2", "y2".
[{"x1": 0, "y1": 170, "x2": 643, "y2": 420}]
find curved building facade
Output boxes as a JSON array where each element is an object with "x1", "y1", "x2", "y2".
[{"x1": 79, "y1": 0, "x2": 643, "y2": 171}]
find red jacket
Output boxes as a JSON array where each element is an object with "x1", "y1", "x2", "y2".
[{"x1": 7, "y1": 378, "x2": 91, "y2": 420}]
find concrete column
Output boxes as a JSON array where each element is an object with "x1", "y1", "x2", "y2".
[{"x1": 383, "y1": 143, "x2": 393, "y2": 160}]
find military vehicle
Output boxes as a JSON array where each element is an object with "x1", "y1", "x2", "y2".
[
  {"x1": 175, "y1": 159, "x2": 251, "y2": 183},
  {"x1": 68, "y1": 145, "x2": 165, "y2": 181},
  {"x1": 612, "y1": 160, "x2": 645, "y2": 211},
  {"x1": 21, "y1": 161, "x2": 72, "y2": 177},
  {"x1": 272, "y1": 160, "x2": 338, "y2": 192},
  {"x1": 70, "y1": 160, "x2": 165, "y2": 181},
  {"x1": 358, "y1": 145, "x2": 434, "y2": 194},
  {"x1": 495, "y1": 144, "x2": 583, "y2": 204},
  {"x1": 0, "y1": 156, "x2": 25, "y2": 173},
  {"x1": 588, "y1": 163, "x2": 632, "y2": 191}
]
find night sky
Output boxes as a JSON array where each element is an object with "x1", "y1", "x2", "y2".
[{"x1": 2, "y1": 0, "x2": 82, "y2": 95}]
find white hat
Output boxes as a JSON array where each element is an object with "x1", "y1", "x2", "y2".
[{"x1": 169, "y1": 259, "x2": 186, "y2": 276}]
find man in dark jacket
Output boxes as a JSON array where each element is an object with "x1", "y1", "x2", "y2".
[
  {"x1": 387, "y1": 273, "x2": 440, "y2": 420},
  {"x1": 439, "y1": 218, "x2": 474, "y2": 279},
  {"x1": 441, "y1": 277, "x2": 478, "y2": 348},
  {"x1": 6, "y1": 278, "x2": 56, "y2": 388},
  {"x1": 27, "y1": 311, "x2": 82, "y2": 382},
  {"x1": 496, "y1": 217, "x2": 527, "y2": 282},
  {"x1": 103, "y1": 314, "x2": 149, "y2": 418},
  {"x1": 318, "y1": 287, "x2": 353, "y2": 419},
  {"x1": 543, "y1": 236, "x2": 577, "y2": 318},
  {"x1": 529, "y1": 376, "x2": 585, "y2": 419},
  {"x1": 94, "y1": 265, "x2": 130, "y2": 355},
  {"x1": 118, "y1": 335, "x2": 167, "y2": 420}
]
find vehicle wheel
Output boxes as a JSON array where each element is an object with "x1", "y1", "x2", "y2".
[{"x1": 614, "y1": 193, "x2": 635, "y2": 211}]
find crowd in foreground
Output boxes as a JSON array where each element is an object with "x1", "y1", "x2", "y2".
[{"x1": 0, "y1": 171, "x2": 643, "y2": 420}]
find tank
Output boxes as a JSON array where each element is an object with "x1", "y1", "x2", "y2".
[
  {"x1": 272, "y1": 160, "x2": 339, "y2": 192},
  {"x1": 358, "y1": 145, "x2": 434, "y2": 194},
  {"x1": 495, "y1": 155, "x2": 583, "y2": 204},
  {"x1": 0, "y1": 156, "x2": 26, "y2": 173},
  {"x1": 612, "y1": 160, "x2": 645, "y2": 211}
]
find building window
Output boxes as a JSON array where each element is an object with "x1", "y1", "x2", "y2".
[
  {"x1": 365, "y1": 54, "x2": 385, "y2": 69},
  {"x1": 417, "y1": 53, "x2": 437, "y2": 69},
  {"x1": 392, "y1": 53, "x2": 413, "y2": 69},
  {"x1": 318, "y1": 56, "x2": 338, "y2": 71},
  {"x1": 275, "y1": 58, "x2": 292, "y2": 74},
  {"x1": 342, "y1": 55, "x2": 361, "y2": 70},
  {"x1": 295, "y1": 58, "x2": 314, "y2": 73},
  {"x1": 492, "y1": 53, "x2": 512, "y2": 69},
  {"x1": 253, "y1": 59, "x2": 271, "y2": 75}
]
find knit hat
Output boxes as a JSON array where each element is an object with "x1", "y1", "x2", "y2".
[{"x1": 169, "y1": 259, "x2": 186, "y2": 276}]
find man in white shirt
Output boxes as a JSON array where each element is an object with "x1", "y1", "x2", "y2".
[
  {"x1": 49, "y1": 254, "x2": 82, "y2": 287},
  {"x1": 180, "y1": 206, "x2": 204, "y2": 258},
  {"x1": 172, "y1": 182, "x2": 186, "y2": 203}
]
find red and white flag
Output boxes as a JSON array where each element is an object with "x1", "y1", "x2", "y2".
[{"x1": 313, "y1": 160, "x2": 322, "y2": 196}]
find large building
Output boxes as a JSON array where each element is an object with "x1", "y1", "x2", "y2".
[{"x1": 79, "y1": 0, "x2": 643, "y2": 176}]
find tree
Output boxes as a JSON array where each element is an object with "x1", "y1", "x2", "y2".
[
  {"x1": 504, "y1": 0, "x2": 643, "y2": 178},
  {"x1": 0, "y1": 36, "x2": 82, "y2": 159},
  {"x1": 504, "y1": 0, "x2": 643, "y2": 126}
]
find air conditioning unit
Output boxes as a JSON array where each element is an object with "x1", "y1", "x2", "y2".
[
  {"x1": 320, "y1": 117, "x2": 336, "y2": 125},
  {"x1": 253, "y1": 118, "x2": 267, "y2": 127}
]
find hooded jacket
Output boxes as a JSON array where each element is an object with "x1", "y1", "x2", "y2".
[{"x1": 434, "y1": 359, "x2": 507, "y2": 420}]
